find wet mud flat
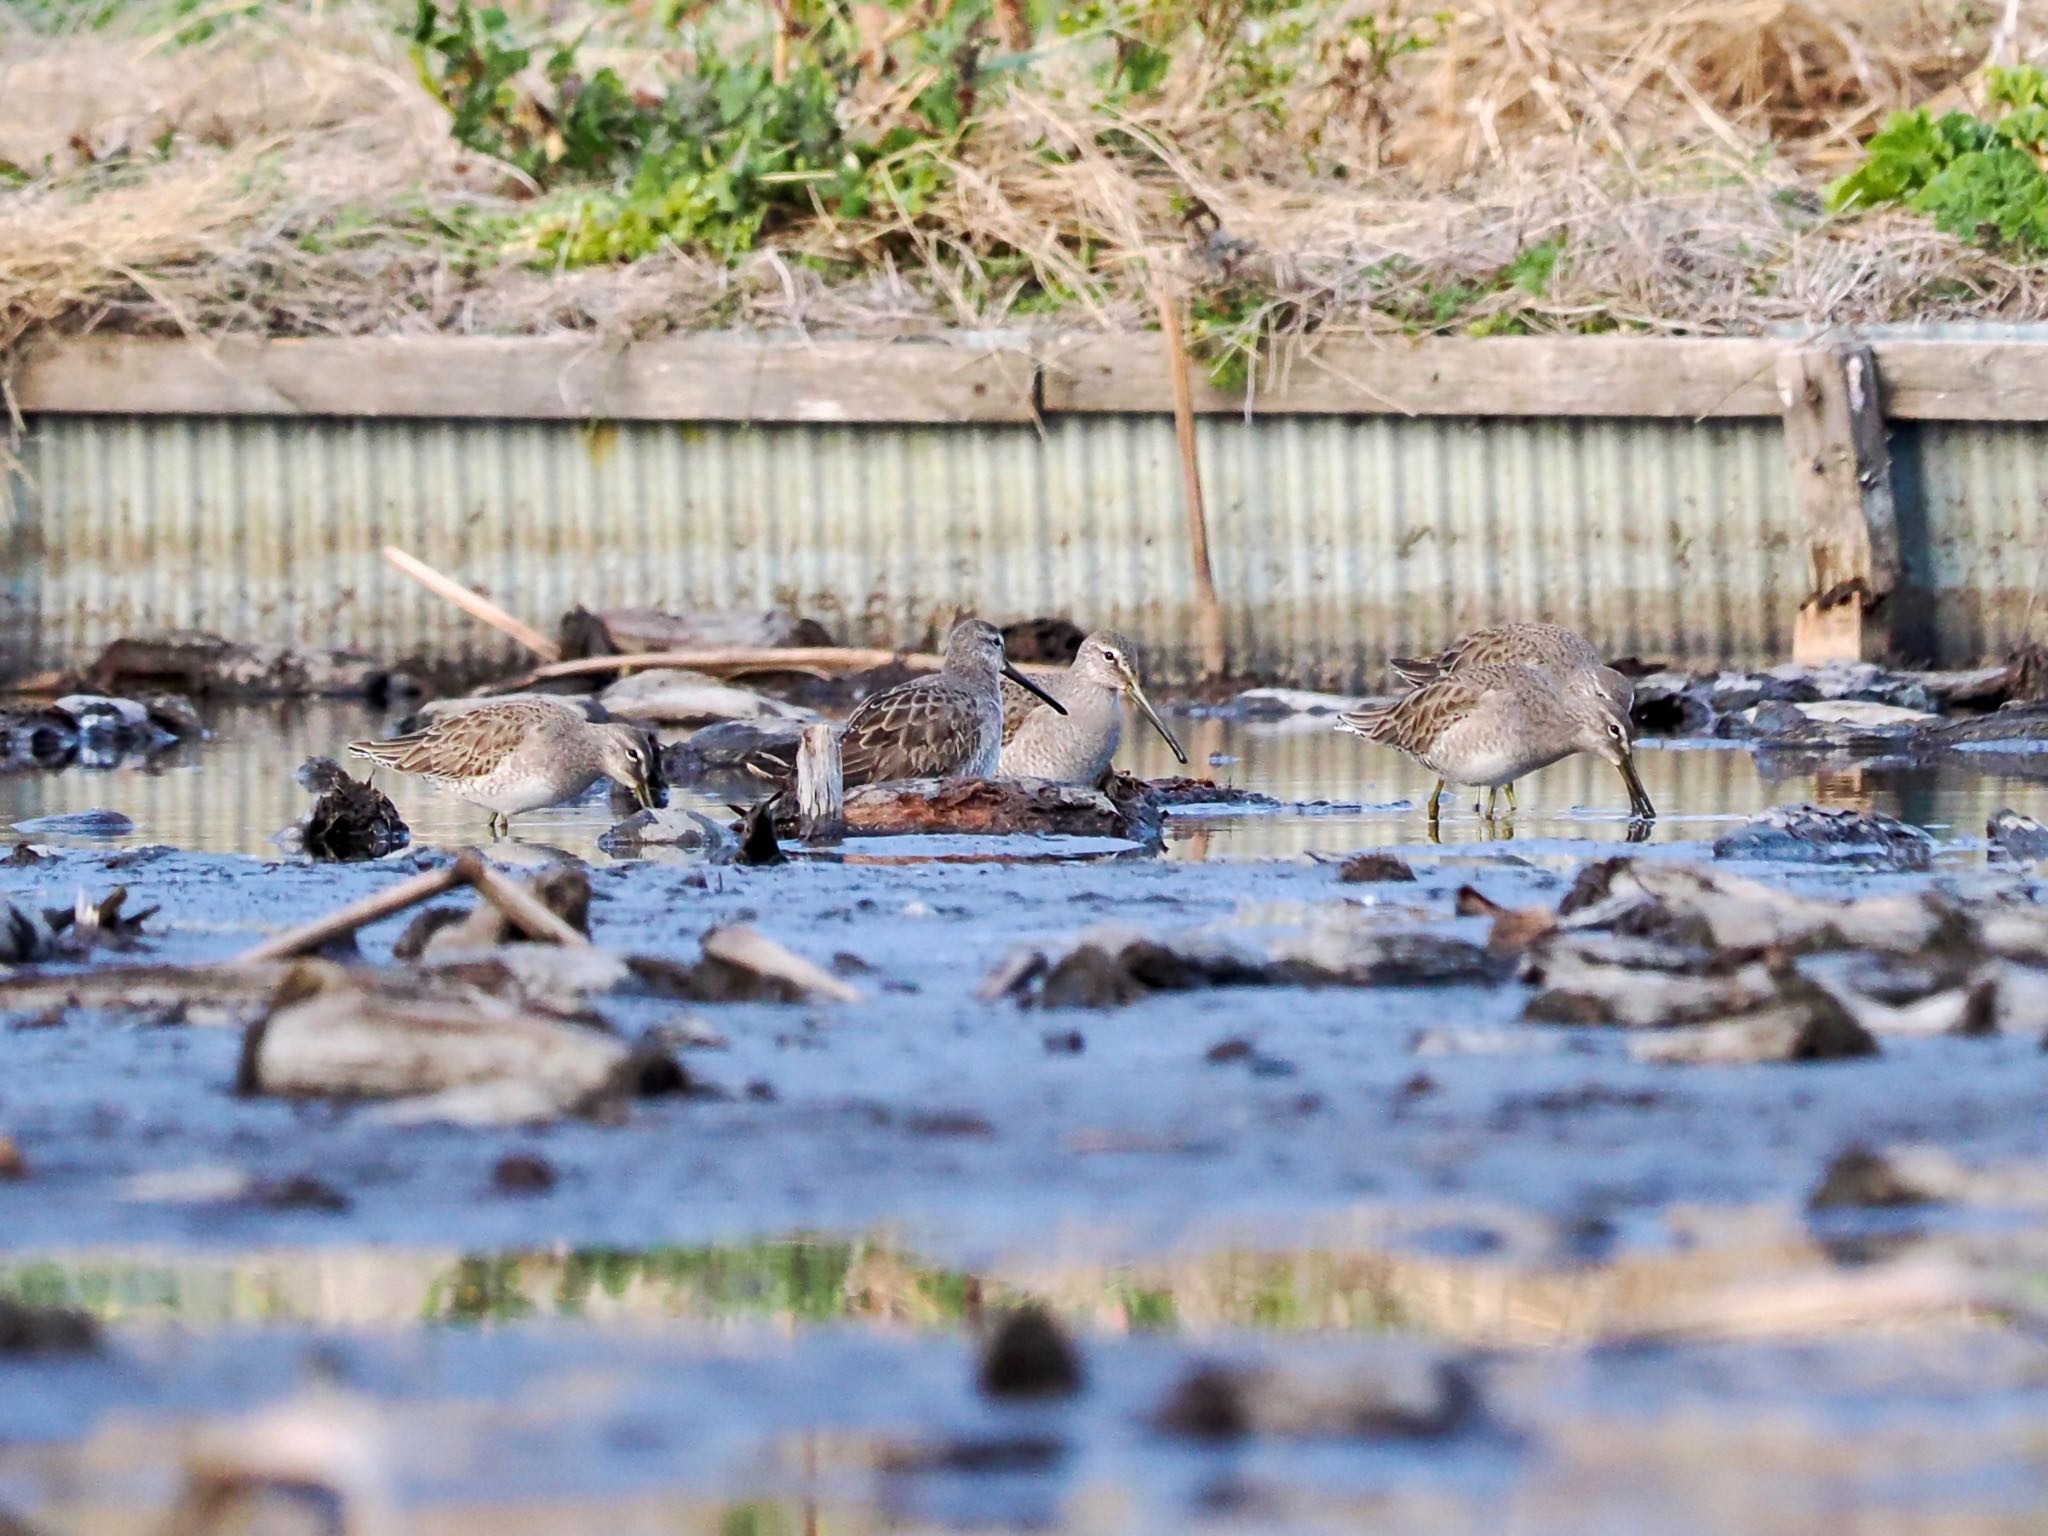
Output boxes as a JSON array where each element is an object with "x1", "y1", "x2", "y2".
[{"x1": 0, "y1": 804, "x2": 2046, "y2": 1531}]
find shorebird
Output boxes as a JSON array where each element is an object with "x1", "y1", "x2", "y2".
[
  {"x1": 998, "y1": 630, "x2": 1188, "y2": 784},
  {"x1": 1337, "y1": 661, "x2": 1654, "y2": 833},
  {"x1": 348, "y1": 697, "x2": 662, "y2": 836},
  {"x1": 1388, "y1": 621, "x2": 1638, "y2": 814},
  {"x1": 749, "y1": 617, "x2": 1066, "y2": 791}
]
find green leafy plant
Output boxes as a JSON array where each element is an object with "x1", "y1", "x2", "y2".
[{"x1": 1829, "y1": 65, "x2": 2048, "y2": 251}]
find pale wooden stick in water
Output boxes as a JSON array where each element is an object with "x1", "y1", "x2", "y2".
[
  {"x1": 383, "y1": 545, "x2": 561, "y2": 662},
  {"x1": 1154, "y1": 275, "x2": 1227, "y2": 681},
  {"x1": 463, "y1": 857, "x2": 592, "y2": 947}
]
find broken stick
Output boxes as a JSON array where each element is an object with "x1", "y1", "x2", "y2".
[
  {"x1": 484, "y1": 645, "x2": 944, "y2": 693},
  {"x1": 235, "y1": 859, "x2": 472, "y2": 964},
  {"x1": 701, "y1": 925, "x2": 862, "y2": 1003},
  {"x1": 462, "y1": 858, "x2": 593, "y2": 948},
  {"x1": 384, "y1": 546, "x2": 561, "y2": 662},
  {"x1": 795, "y1": 723, "x2": 845, "y2": 844}
]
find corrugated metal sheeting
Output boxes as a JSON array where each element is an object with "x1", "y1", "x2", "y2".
[{"x1": 5, "y1": 410, "x2": 2042, "y2": 685}]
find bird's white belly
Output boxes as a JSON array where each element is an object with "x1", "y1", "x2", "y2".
[{"x1": 444, "y1": 766, "x2": 600, "y2": 816}]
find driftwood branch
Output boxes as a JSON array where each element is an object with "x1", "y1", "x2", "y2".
[
  {"x1": 485, "y1": 645, "x2": 944, "y2": 692},
  {"x1": 462, "y1": 859, "x2": 593, "y2": 948},
  {"x1": 384, "y1": 545, "x2": 561, "y2": 662},
  {"x1": 235, "y1": 850, "x2": 588, "y2": 963},
  {"x1": 236, "y1": 859, "x2": 473, "y2": 964}
]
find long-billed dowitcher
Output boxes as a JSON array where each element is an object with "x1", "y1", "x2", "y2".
[
  {"x1": 348, "y1": 696, "x2": 662, "y2": 836},
  {"x1": 1389, "y1": 621, "x2": 1638, "y2": 815},
  {"x1": 1337, "y1": 661, "x2": 1654, "y2": 832},
  {"x1": 749, "y1": 617, "x2": 1066, "y2": 791},
  {"x1": 998, "y1": 630, "x2": 1188, "y2": 784}
]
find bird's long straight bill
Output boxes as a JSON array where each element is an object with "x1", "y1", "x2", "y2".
[
  {"x1": 1004, "y1": 662, "x2": 1068, "y2": 715},
  {"x1": 1619, "y1": 753, "x2": 1655, "y2": 820},
  {"x1": 1126, "y1": 681, "x2": 1188, "y2": 765}
]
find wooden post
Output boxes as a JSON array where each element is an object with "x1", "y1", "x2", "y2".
[
  {"x1": 1154, "y1": 277, "x2": 1228, "y2": 682},
  {"x1": 795, "y1": 723, "x2": 845, "y2": 844},
  {"x1": 1776, "y1": 345, "x2": 1900, "y2": 664}
]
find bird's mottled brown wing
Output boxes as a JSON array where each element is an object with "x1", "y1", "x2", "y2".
[
  {"x1": 838, "y1": 678, "x2": 982, "y2": 786},
  {"x1": 998, "y1": 674, "x2": 1053, "y2": 746},
  {"x1": 348, "y1": 700, "x2": 549, "y2": 780},
  {"x1": 1352, "y1": 667, "x2": 1524, "y2": 754}
]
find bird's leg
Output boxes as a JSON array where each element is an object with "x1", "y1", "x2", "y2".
[
  {"x1": 1484, "y1": 786, "x2": 1499, "y2": 820},
  {"x1": 1426, "y1": 779, "x2": 1443, "y2": 834},
  {"x1": 1505, "y1": 782, "x2": 1518, "y2": 814},
  {"x1": 488, "y1": 811, "x2": 508, "y2": 838}
]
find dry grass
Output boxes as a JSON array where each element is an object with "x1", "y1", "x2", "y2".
[{"x1": 0, "y1": 0, "x2": 2043, "y2": 361}]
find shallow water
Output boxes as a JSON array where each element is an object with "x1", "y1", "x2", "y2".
[
  {"x1": 2, "y1": 699, "x2": 2047, "y2": 1532},
  {"x1": 0, "y1": 700, "x2": 2041, "y2": 861}
]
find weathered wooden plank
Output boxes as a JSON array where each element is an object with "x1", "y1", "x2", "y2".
[
  {"x1": 1867, "y1": 340, "x2": 2048, "y2": 422},
  {"x1": 1041, "y1": 335, "x2": 1790, "y2": 418},
  {"x1": 1777, "y1": 344, "x2": 1901, "y2": 665},
  {"x1": 16, "y1": 331, "x2": 2048, "y2": 422},
  {"x1": 9, "y1": 335, "x2": 1041, "y2": 424}
]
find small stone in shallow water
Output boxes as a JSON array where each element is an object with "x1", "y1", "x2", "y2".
[
  {"x1": 1337, "y1": 852, "x2": 1417, "y2": 883},
  {"x1": 11, "y1": 809, "x2": 134, "y2": 837},
  {"x1": 492, "y1": 1151, "x2": 558, "y2": 1195},
  {"x1": 1711, "y1": 804, "x2": 1933, "y2": 871},
  {"x1": 0, "y1": 1136, "x2": 23, "y2": 1180},
  {"x1": 978, "y1": 1305, "x2": 1083, "y2": 1400},
  {"x1": 1809, "y1": 1146, "x2": 1937, "y2": 1211},
  {"x1": 1988, "y1": 808, "x2": 2048, "y2": 863},
  {"x1": 0, "y1": 1297, "x2": 99, "y2": 1356}
]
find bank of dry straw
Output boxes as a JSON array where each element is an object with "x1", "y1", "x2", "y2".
[{"x1": 0, "y1": 0, "x2": 2043, "y2": 362}]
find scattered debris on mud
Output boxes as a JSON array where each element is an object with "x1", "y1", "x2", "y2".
[
  {"x1": 287, "y1": 757, "x2": 409, "y2": 862},
  {"x1": 1712, "y1": 804, "x2": 1935, "y2": 871}
]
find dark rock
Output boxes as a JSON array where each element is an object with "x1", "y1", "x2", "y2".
[
  {"x1": 1157, "y1": 1349, "x2": 1478, "y2": 1442},
  {"x1": 11, "y1": 809, "x2": 134, "y2": 838},
  {"x1": 0, "y1": 906, "x2": 56, "y2": 964},
  {"x1": 877, "y1": 1433, "x2": 1066, "y2": 1476},
  {"x1": 1000, "y1": 617, "x2": 1086, "y2": 665},
  {"x1": 1337, "y1": 852, "x2": 1417, "y2": 884},
  {"x1": 734, "y1": 800, "x2": 786, "y2": 866},
  {"x1": 1922, "y1": 702, "x2": 2048, "y2": 750},
  {"x1": 1712, "y1": 805, "x2": 1933, "y2": 871},
  {"x1": 254, "y1": 1174, "x2": 351, "y2": 1213},
  {"x1": 904, "y1": 1110, "x2": 994, "y2": 1138},
  {"x1": 745, "y1": 1078, "x2": 778, "y2": 1101},
  {"x1": 663, "y1": 719, "x2": 804, "y2": 787},
  {"x1": 142, "y1": 692, "x2": 206, "y2": 737},
  {"x1": 0, "y1": 1297, "x2": 99, "y2": 1356},
  {"x1": 1988, "y1": 807, "x2": 2048, "y2": 863},
  {"x1": 1042, "y1": 1029, "x2": 1085, "y2": 1054},
  {"x1": 1809, "y1": 1146, "x2": 1937, "y2": 1211},
  {"x1": 493, "y1": 1151, "x2": 558, "y2": 1195},
  {"x1": 978, "y1": 1305, "x2": 1084, "y2": 1399},
  {"x1": 0, "y1": 844, "x2": 49, "y2": 867},
  {"x1": 0, "y1": 1135, "x2": 23, "y2": 1180}
]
